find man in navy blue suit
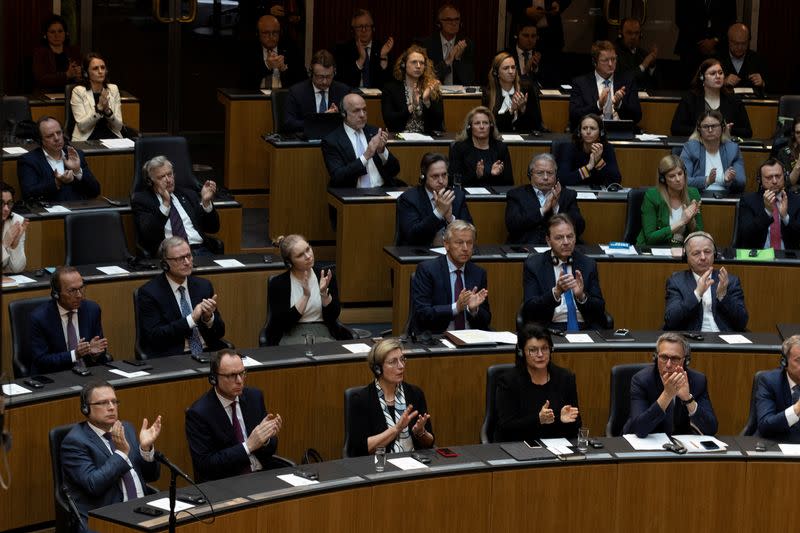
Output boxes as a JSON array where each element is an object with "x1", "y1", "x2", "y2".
[
  {"x1": 240, "y1": 14, "x2": 304, "y2": 90},
  {"x1": 397, "y1": 152, "x2": 471, "y2": 246},
  {"x1": 61, "y1": 380, "x2": 161, "y2": 529},
  {"x1": 568, "y1": 40, "x2": 641, "y2": 130},
  {"x1": 137, "y1": 236, "x2": 226, "y2": 358},
  {"x1": 185, "y1": 350, "x2": 282, "y2": 482},
  {"x1": 411, "y1": 219, "x2": 490, "y2": 334},
  {"x1": 736, "y1": 159, "x2": 800, "y2": 250},
  {"x1": 756, "y1": 335, "x2": 800, "y2": 443},
  {"x1": 18, "y1": 116, "x2": 100, "y2": 202},
  {"x1": 623, "y1": 332, "x2": 718, "y2": 437},
  {"x1": 419, "y1": 4, "x2": 475, "y2": 86},
  {"x1": 521, "y1": 213, "x2": 606, "y2": 330},
  {"x1": 664, "y1": 231, "x2": 748, "y2": 332},
  {"x1": 321, "y1": 92, "x2": 402, "y2": 188},
  {"x1": 333, "y1": 9, "x2": 393, "y2": 90},
  {"x1": 283, "y1": 49, "x2": 351, "y2": 133},
  {"x1": 30, "y1": 266, "x2": 110, "y2": 375}
]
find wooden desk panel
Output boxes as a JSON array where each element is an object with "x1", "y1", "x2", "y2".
[
  {"x1": 218, "y1": 93, "x2": 272, "y2": 190},
  {"x1": 442, "y1": 95, "x2": 482, "y2": 132},
  {"x1": 745, "y1": 462, "x2": 798, "y2": 533},
  {"x1": 31, "y1": 101, "x2": 140, "y2": 131},
  {"x1": 541, "y1": 97, "x2": 569, "y2": 133}
]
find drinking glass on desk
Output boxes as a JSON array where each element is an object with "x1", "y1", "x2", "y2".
[
  {"x1": 577, "y1": 427, "x2": 590, "y2": 453},
  {"x1": 374, "y1": 446, "x2": 386, "y2": 472},
  {"x1": 304, "y1": 334, "x2": 315, "y2": 356}
]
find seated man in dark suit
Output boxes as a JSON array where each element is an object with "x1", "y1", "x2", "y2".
[
  {"x1": 131, "y1": 155, "x2": 220, "y2": 257},
  {"x1": 568, "y1": 40, "x2": 641, "y2": 130},
  {"x1": 664, "y1": 231, "x2": 748, "y2": 332},
  {"x1": 736, "y1": 158, "x2": 800, "y2": 250},
  {"x1": 321, "y1": 92, "x2": 402, "y2": 188},
  {"x1": 30, "y1": 266, "x2": 110, "y2": 375},
  {"x1": 137, "y1": 236, "x2": 226, "y2": 358},
  {"x1": 419, "y1": 4, "x2": 475, "y2": 86},
  {"x1": 756, "y1": 335, "x2": 800, "y2": 443},
  {"x1": 185, "y1": 349, "x2": 282, "y2": 482},
  {"x1": 615, "y1": 18, "x2": 660, "y2": 91},
  {"x1": 623, "y1": 332, "x2": 718, "y2": 437},
  {"x1": 719, "y1": 23, "x2": 767, "y2": 96},
  {"x1": 18, "y1": 116, "x2": 100, "y2": 202},
  {"x1": 61, "y1": 380, "x2": 161, "y2": 528},
  {"x1": 521, "y1": 214, "x2": 606, "y2": 331},
  {"x1": 397, "y1": 152, "x2": 471, "y2": 246},
  {"x1": 240, "y1": 14, "x2": 304, "y2": 90},
  {"x1": 506, "y1": 153, "x2": 584, "y2": 244},
  {"x1": 333, "y1": 9, "x2": 393, "y2": 90},
  {"x1": 505, "y1": 22, "x2": 549, "y2": 90},
  {"x1": 283, "y1": 49, "x2": 351, "y2": 133},
  {"x1": 411, "y1": 219, "x2": 490, "y2": 334}
]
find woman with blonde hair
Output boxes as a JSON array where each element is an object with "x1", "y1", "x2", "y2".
[
  {"x1": 679, "y1": 109, "x2": 745, "y2": 194},
  {"x1": 381, "y1": 45, "x2": 444, "y2": 133},
  {"x1": 449, "y1": 106, "x2": 513, "y2": 186},
  {"x1": 482, "y1": 51, "x2": 543, "y2": 133}
]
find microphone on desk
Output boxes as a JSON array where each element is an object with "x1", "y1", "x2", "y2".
[{"x1": 154, "y1": 451, "x2": 195, "y2": 485}]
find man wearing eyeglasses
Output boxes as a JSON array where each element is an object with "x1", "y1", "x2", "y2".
[
  {"x1": 736, "y1": 158, "x2": 800, "y2": 250},
  {"x1": 241, "y1": 14, "x2": 303, "y2": 90},
  {"x1": 419, "y1": 4, "x2": 475, "y2": 86},
  {"x1": 282, "y1": 49, "x2": 351, "y2": 133},
  {"x1": 62, "y1": 380, "x2": 162, "y2": 526},
  {"x1": 333, "y1": 9, "x2": 393, "y2": 89},
  {"x1": 623, "y1": 332, "x2": 718, "y2": 438},
  {"x1": 29, "y1": 266, "x2": 110, "y2": 375},
  {"x1": 137, "y1": 236, "x2": 226, "y2": 358},
  {"x1": 185, "y1": 350, "x2": 282, "y2": 482}
]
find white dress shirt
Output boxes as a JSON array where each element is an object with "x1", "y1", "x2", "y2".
[
  {"x1": 2, "y1": 212, "x2": 26, "y2": 273},
  {"x1": 343, "y1": 123, "x2": 386, "y2": 187},
  {"x1": 289, "y1": 269, "x2": 323, "y2": 323},
  {"x1": 692, "y1": 271, "x2": 720, "y2": 332}
]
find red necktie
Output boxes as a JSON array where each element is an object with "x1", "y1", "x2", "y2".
[
  {"x1": 454, "y1": 269, "x2": 466, "y2": 330},
  {"x1": 769, "y1": 204, "x2": 782, "y2": 250}
]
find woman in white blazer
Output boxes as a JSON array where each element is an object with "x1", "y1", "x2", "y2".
[{"x1": 70, "y1": 52, "x2": 123, "y2": 141}]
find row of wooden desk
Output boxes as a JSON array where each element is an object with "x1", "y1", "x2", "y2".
[
  {"x1": 0, "y1": 333, "x2": 786, "y2": 530},
  {"x1": 28, "y1": 91, "x2": 141, "y2": 132}
]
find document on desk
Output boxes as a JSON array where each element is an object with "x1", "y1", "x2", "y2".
[
  {"x1": 540, "y1": 438, "x2": 574, "y2": 455},
  {"x1": 385, "y1": 190, "x2": 403, "y2": 199},
  {"x1": 576, "y1": 192, "x2": 596, "y2": 200},
  {"x1": 541, "y1": 89, "x2": 563, "y2": 96},
  {"x1": 501, "y1": 134, "x2": 525, "y2": 142},
  {"x1": 342, "y1": 343, "x2": 371, "y2": 354},
  {"x1": 2, "y1": 383, "x2": 32, "y2": 396},
  {"x1": 96, "y1": 266, "x2": 129, "y2": 275},
  {"x1": 359, "y1": 88, "x2": 382, "y2": 96},
  {"x1": 260, "y1": 89, "x2": 272, "y2": 96},
  {"x1": 109, "y1": 368, "x2": 150, "y2": 379},
  {"x1": 388, "y1": 457, "x2": 428, "y2": 470},
  {"x1": 241, "y1": 356, "x2": 262, "y2": 367},
  {"x1": 100, "y1": 138, "x2": 135, "y2": 149},
  {"x1": 213, "y1": 259, "x2": 246, "y2": 268},
  {"x1": 445, "y1": 329, "x2": 500, "y2": 345},
  {"x1": 430, "y1": 247, "x2": 446, "y2": 255},
  {"x1": 623, "y1": 432, "x2": 671, "y2": 450},
  {"x1": 397, "y1": 132, "x2": 434, "y2": 141},
  {"x1": 7, "y1": 274, "x2": 37, "y2": 284},
  {"x1": 147, "y1": 497, "x2": 194, "y2": 512},
  {"x1": 465, "y1": 187, "x2": 491, "y2": 195},
  {"x1": 649, "y1": 247, "x2": 674, "y2": 257},
  {"x1": 718, "y1": 334, "x2": 751, "y2": 344},
  {"x1": 733, "y1": 87, "x2": 754, "y2": 95},
  {"x1": 671, "y1": 435, "x2": 728, "y2": 453},
  {"x1": 44, "y1": 205, "x2": 71, "y2": 213},
  {"x1": 3, "y1": 147, "x2": 27, "y2": 155},
  {"x1": 277, "y1": 473, "x2": 320, "y2": 486},
  {"x1": 564, "y1": 333, "x2": 594, "y2": 343},
  {"x1": 778, "y1": 443, "x2": 800, "y2": 456},
  {"x1": 635, "y1": 133, "x2": 666, "y2": 142},
  {"x1": 600, "y1": 245, "x2": 639, "y2": 256}
]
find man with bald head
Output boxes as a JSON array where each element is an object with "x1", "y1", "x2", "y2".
[
  {"x1": 241, "y1": 14, "x2": 303, "y2": 90},
  {"x1": 718, "y1": 23, "x2": 767, "y2": 96}
]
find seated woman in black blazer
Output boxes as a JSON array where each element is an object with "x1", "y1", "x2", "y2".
[
  {"x1": 556, "y1": 113, "x2": 622, "y2": 187},
  {"x1": 494, "y1": 323, "x2": 581, "y2": 443},
  {"x1": 265, "y1": 234, "x2": 350, "y2": 345},
  {"x1": 481, "y1": 51, "x2": 544, "y2": 133},
  {"x1": 346, "y1": 338, "x2": 434, "y2": 457},
  {"x1": 381, "y1": 45, "x2": 444, "y2": 133},
  {"x1": 448, "y1": 106, "x2": 513, "y2": 187}
]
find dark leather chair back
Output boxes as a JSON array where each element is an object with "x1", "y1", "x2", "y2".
[
  {"x1": 621, "y1": 187, "x2": 647, "y2": 245},
  {"x1": 65, "y1": 211, "x2": 131, "y2": 266},
  {"x1": 730, "y1": 200, "x2": 741, "y2": 248},
  {"x1": 9, "y1": 296, "x2": 51, "y2": 378},
  {"x1": 404, "y1": 272, "x2": 417, "y2": 336},
  {"x1": 741, "y1": 370, "x2": 768, "y2": 436},
  {"x1": 259, "y1": 274, "x2": 280, "y2": 347},
  {"x1": 2, "y1": 96, "x2": 33, "y2": 139},
  {"x1": 271, "y1": 89, "x2": 290, "y2": 133},
  {"x1": 64, "y1": 84, "x2": 76, "y2": 141},
  {"x1": 671, "y1": 145, "x2": 683, "y2": 157},
  {"x1": 49, "y1": 423, "x2": 78, "y2": 533},
  {"x1": 480, "y1": 363, "x2": 515, "y2": 443},
  {"x1": 131, "y1": 136, "x2": 198, "y2": 194},
  {"x1": 132, "y1": 287, "x2": 149, "y2": 360},
  {"x1": 343, "y1": 386, "x2": 361, "y2": 457},
  {"x1": 773, "y1": 95, "x2": 800, "y2": 150},
  {"x1": 606, "y1": 362, "x2": 650, "y2": 436}
]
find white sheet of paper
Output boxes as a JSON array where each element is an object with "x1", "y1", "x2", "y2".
[
  {"x1": 465, "y1": 187, "x2": 491, "y2": 195},
  {"x1": 44, "y1": 205, "x2": 71, "y2": 213},
  {"x1": 108, "y1": 368, "x2": 150, "y2": 379},
  {"x1": 778, "y1": 443, "x2": 800, "y2": 455},
  {"x1": 241, "y1": 356, "x2": 261, "y2": 367},
  {"x1": 398, "y1": 132, "x2": 434, "y2": 141},
  {"x1": 488, "y1": 331, "x2": 518, "y2": 344},
  {"x1": 277, "y1": 473, "x2": 320, "y2": 486},
  {"x1": 100, "y1": 138, "x2": 135, "y2": 149},
  {"x1": 439, "y1": 338, "x2": 456, "y2": 349},
  {"x1": 649, "y1": 247, "x2": 674, "y2": 257},
  {"x1": 576, "y1": 192, "x2": 597, "y2": 200},
  {"x1": 9, "y1": 274, "x2": 37, "y2": 284},
  {"x1": 533, "y1": 246, "x2": 550, "y2": 253},
  {"x1": 429, "y1": 247, "x2": 446, "y2": 255},
  {"x1": 439, "y1": 85, "x2": 465, "y2": 94},
  {"x1": 446, "y1": 329, "x2": 496, "y2": 345},
  {"x1": 623, "y1": 433, "x2": 671, "y2": 450},
  {"x1": 2, "y1": 383, "x2": 32, "y2": 395},
  {"x1": 719, "y1": 334, "x2": 751, "y2": 344},
  {"x1": 147, "y1": 497, "x2": 195, "y2": 512},
  {"x1": 540, "y1": 438, "x2": 573, "y2": 448},
  {"x1": 3, "y1": 147, "x2": 27, "y2": 155},
  {"x1": 213, "y1": 259, "x2": 245, "y2": 268},
  {"x1": 635, "y1": 133, "x2": 666, "y2": 142},
  {"x1": 359, "y1": 88, "x2": 382, "y2": 96},
  {"x1": 638, "y1": 91, "x2": 649, "y2": 98},
  {"x1": 600, "y1": 245, "x2": 639, "y2": 256},
  {"x1": 733, "y1": 87, "x2": 754, "y2": 94},
  {"x1": 260, "y1": 89, "x2": 272, "y2": 96},
  {"x1": 342, "y1": 343, "x2": 371, "y2": 354},
  {"x1": 44, "y1": 92, "x2": 64, "y2": 100},
  {"x1": 501, "y1": 134, "x2": 525, "y2": 142},
  {"x1": 672, "y1": 435, "x2": 728, "y2": 452},
  {"x1": 385, "y1": 191, "x2": 403, "y2": 199},
  {"x1": 542, "y1": 89, "x2": 563, "y2": 95},
  {"x1": 387, "y1": 457, "x2": 428, "y2": 470},
  {"x1": 565, "y1": 333, "x2": 594, "y2": 343},
  {"x1": 96, "y1": 266, "x2": 129, "y2": 275}
]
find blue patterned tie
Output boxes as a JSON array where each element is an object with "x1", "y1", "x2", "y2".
[
  {"x1": 792, "y1": 385, "x2": 800, "y2": 404},
  {"x1": 178, "y1": 286, "x2": 204, "y2": 355},
  {"x1": 562, "y1": 264, "x2": 580, "y2": 331},
  {"x1": 602, "y1": 79, "x2": 613, "y2": 119},
  {"x1": 318, "y1": 91, "x2": 327, "y2": 113}
]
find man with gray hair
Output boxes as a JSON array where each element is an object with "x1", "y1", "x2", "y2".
[
  {"x1": 505, "y1": 152, "x2": 584, "y2": 244},
  {"x1": 756, "y1": 335, "x2": 800, "y2": 443},
  {"x1": 131, "y1": 155, "x2": 219, "y2": 256}
]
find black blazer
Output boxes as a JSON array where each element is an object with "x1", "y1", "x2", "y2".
[
  {"x1": 756, "y1": 368, "x2": 800, "y2": 443},
  {"x1": 670, "y1": 92, "x2": 753, "y2": 138},
  {"x1": 396, "y1": 184, "x2": 472, "y2": 246},
  {"x1": 663, "y1": 269, "x2": 748, "y2": 332},
  {"x1": 131, "y1": 187, "x2": 220, "y2": 257},
  {"x1": 482, "y1": 88, "x2": 544, "y2": 133},
  {"x1": 239, "y1": 40, "x2": 305, "y2": 90},
  {"x1": 137, "y1": 273, "x2": 226, "y2": 358},
  {"x1": 505, "y1": 184, "x2": 585, "y2": 245},
  {"x1": 615, "y1": 42, "x2": 661, "y2": 91},
  {"x1": 346, "y1": 382, "x2": 434, "y2": 457},
  {"x1": 333, "y1": 39, "x2": 389, "y2": 89},
  {"x1": 380, "y1": 80, "x2": 445, "y2": 133},
  {"x1": 282, "y1": 79, "x2": 352, "y2": 133},
  {"x1": 494, "y1": 364, "x2": 581, "y2": 443},
  {"x1": 419, "y1": 33, "x2": 476, "y2": 85},
  {"x1": 18, "y1": 147, "x2": 100, "y2": 202},
  {"x1": 568, "y1": 71, "x2": 642, "y2": 129},
  {"x1": 185, "y1": 387, "x2": 278, "y2": 482},
  {"x1": 264, "y1": 266, "x2": 349, "y2": 346},
  {"x1": 321, "y1": 124, "x2": 402, "y2": 188},
  {"x1": 448, "y1": 138, "x2": 514, "y2": 187},
  {"x1": 735, "y1": 191, "x2": 800, "y2": 250},
  {"x1": 555, "y1": 142, "x2": 622, "y2": 187},
  {"x1": 718, "y1": 49, "x2": 767, "y2": 96}
]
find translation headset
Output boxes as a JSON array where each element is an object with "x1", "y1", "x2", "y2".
[
  {"x1": 681, "y1": 231, "x2": 717, "y2": 262},
  {"x1": 652, "y1": 343, "x2": 692, "y2": 368},
  {"x1": 658, "y1": 168, "x2": 667, "y2": 185},
  {"x1": 780, "y1": 343, "x2": 789, "y2": 369},
  {"x1": 80, "y1": 388, "x2": 90, "y2": 416},
  {"x1": 372, "y1": 362, "x2": 382, "y2": 378},
  {"x1": 50, "y1": 270, "x2": 61, "y2": 300},
  {"x1": 549, "y1": 251, "x2": 573, "y2": 267}
]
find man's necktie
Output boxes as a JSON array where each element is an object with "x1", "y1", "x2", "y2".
[
  {"x1": 792, "y1": 385, "x2": 800, "y2": 404},
  {"x1": 602, "y1": 79, "x2": 613, "y2": 119},
  {"x1": 444, "y1": 42, "x2": 454, "y2": 84},
  {"x1": 362, "y1": 47, "x2": 371, "y2": 87},
  {"x1": 522, "y1": 50, "x2": 531, "y2": 75},
  {"x1": 168, "y1": 198, "x2": 189, "y2": 242},
  {"x1": 562, "y1": 264, "x2": 580, "y2": 332},
  {"x1": 66, "y1": 311, "x2": 78, "y2": 350},
  {"x1": 103, "y1": 432, "x2": 140, "y2": 501},
  {"x1": 769, "y1": 203, "x2": 783, "y2": 250},
  {"x1": 231, "y1": 401, "x2": 252, "y2": 474},
  {"x1": 270, "y1": 50, "x2": 282, "y2": 89},
  {"x1": 178, "y1": 286, "x2": 204, "y2": 355},
  {"x1": 454, "y1": 269, "x2": 466, "y2": 330},
  {"x1": 318, "y1": 91, "x2": 327, "y2": 113}
]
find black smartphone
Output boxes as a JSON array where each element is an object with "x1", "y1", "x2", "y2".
[
  {"x1": 133, "y1": 506, "x2": 164, "y2": 517},
  {"x1": 177, "y1": 493, "x2": 207, "y2": 505},
  {"x1": 293, "y1": 469, "x2": 319, "y2": 480},
  {"x1": 411, "y1": 452, "x2": 431, "y2": 464},
  {"x1": 71, "y1": 367, "x2": 91, "y2": 377},
  {"x1": 23, "y1": 379, "x2": 44, "y2": 389},
  {"x1": 123, "y1": 360, "x2": 147, "y2": 367},
  {"x1": 699, "y1": 440, "x2": 720, "y2": 451},
  {"x1": 31, "y1": 375, "x2": 54, "y2": 384}
]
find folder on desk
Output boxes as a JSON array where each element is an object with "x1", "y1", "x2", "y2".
[{"x1": 500, "y1": 442, "x2": 555, "y2": 462}]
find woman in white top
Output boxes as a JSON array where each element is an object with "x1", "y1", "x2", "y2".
[
  {"x1": 70, "y1": 52, "x2": 123, "y2": 141},
  {"x1": 680, "y1": 109, "x2": 746, "y2": 194},
  {"x1": 1, "y1": 182, "x2": 28, "y2": 273}
]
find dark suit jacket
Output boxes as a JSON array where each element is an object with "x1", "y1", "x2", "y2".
[
  {"x1": 32, "y1": 44, "x2": 81, "y2": 91},
  {"x1": 396, "y1": 185, "x2": 472, "y2": 246},
  {"x1": 347, "y1": 382, "x2": 434, "y2": 457},
  {"x1": 333, "y1": 39, "x2": 390, "y2": 89},
  {"x1": 411, "y1": 255, "x2": 491, "y2": 334},
  {"x1": 131, "y1": 187, "x2": 221, "y2": 257},
  {"x1": 420, "y1": 33, "x2": 476, "y2": 85},
  {"x1": 505, "y1": 184, "x2": 585, "y2": 244},
  {"x1": 568, "y1": 71, "x2": 641, "y2": 129},
  {"x1": 736, "y1": 191, "x2": 800, "y2": 250},
  {"x1": 18, "y1": 147, "x2": 100, "y2": 202},
  {"x1": 494, "y1": 364, "x2": 581, "y2": 443},
  {"x1": 240, "y1": 40, "x2": 305, "y2": 90},
  {"x1": 61, "y1": 421, "x2": 160, "y2": 520},
  {"x1": 623, "y1": 364, "x2": 718, "y2": 437},
  {"x1": 185, "y1": 387, "x2": 278, "y2": 482},
  {"x1": 265, "y1": 266, "x2": 350, "y2": 346},
  {"x1": 663, "y1": 269, "x2": 748, "y2": 332},
  {"x1": 615, "y1": 42, "x2": 661, "y2": 91},
  {"x1": 718, "y1": 49, "x2": 768, "y2": 96},
  {"x1": 282, "y1": 79, "x2": 352, "y2": 133},
  {"x1": 555, "y1": 141, "x2": 622, "y2": 187},
  {"x1": 482, "y1": 88, "x2": 544, "y2": 133},
  {"x1": 522, "y1": 250, "x2": 606, "y2": 329},
  {"x1": 137, "y1": 273, "x2": 226, "y2": 358},
  {"x1": 670, "y1": 92, "x2": 753, "y2": 138},
  {"x1": 321, "y1": 124, "x2": 402, "y2": 188},
  {"x1": 674, "y1": 0, "x2": 736, "y2": 57},
  {"x1": 508, "y1": 0, "x2": 572, "y2": 54},
  {"x1": 381, "y1": 80, "x2": 445, "y2": 133},
  {"x1": 502, "y1": 46, "x2": 555, "y2": 90},
  {"x1": 29, "y1": 299, "x2": 110, "y2": 375},
  {"x1": 448, "y1": 138, "x2": 514, "y2": 186},
  {"x1": 756, "y1": 368, "x2": 800, "y2": 443}
]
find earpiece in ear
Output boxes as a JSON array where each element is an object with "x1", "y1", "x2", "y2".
[
  {"x1": 399, "y1": 62, "x2": 405, "y2": 71},
  {"x1": 372, "y1": 363, "x2": 382, "y2": 377}
]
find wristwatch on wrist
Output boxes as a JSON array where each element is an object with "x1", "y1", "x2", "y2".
[{"x1": 681, "y1": 395, "x2": 695, "y2": 405}]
